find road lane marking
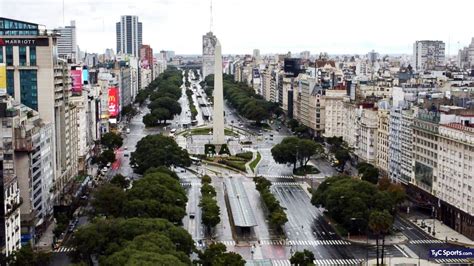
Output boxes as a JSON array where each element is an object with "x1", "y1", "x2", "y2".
[{"x1": 394, "y1": 244, "x2": 409, "y2": 257}]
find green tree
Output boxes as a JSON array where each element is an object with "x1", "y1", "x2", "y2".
[
  {"x1": 149, "y1": 97, "x2": 182, "y2": 116},
  {"x1": 287, "y1": 118, "x2": 299, "y2": 130},
  {"x1": 152, "y1": 107, "x2": 172, "y2": 124},
  {"x1": 200, "y1": 197, "x2": 221, "y2": 233},
  {"x1": 197, "y1": 243, "x2": 245, "y2": 266},
  {"x1": 289, "y1": 249, "x2": 315, "y2": 266},
  {"x1": 143, "y1": 113, "x2": 158, "y2": 127},
  {"x1": 99, "y1": 149, "x2": 116, "y2": 165},
  {"x1": 201, "y1": 183, "x2": 217, "y2": 198},
  {"x1": 271, "y1": 137, "x2": 299, "y2": 170},
  {"x1": 357, "y1": 163, "x2": 379, "y2": 184},
  {"x1": 91, "y1": 184, "x2": 127, "y2": 217},
  {"x1": 110, "y1": 174, "x2": 130, "y2": 189},
  {"x1": 297, "y1": 139, "x2": 323, "y2": 167},
  {"x1": 334, "y1": 148, "x2": 350, "y2": 170},
  {"x1": 6, "y1": 245, "x2": 51, "y2": 266},
  {"x1": 121, "y1": 104, "x2": 137, "y2": 118},
  {"x1": 101, "y1": 233, "x2": 190, "y2": 266},
  {"x1": 131, "y1": 134, "x2": 191, "y2": 174},
  {"x1": 70, "y1": 218, "x2": 194, "y2": 263},
  {"x1": 201, "y1": 175, "x2": 212, "y2": 184},
  {"x1": 100, "y1": 132, "x2": 123, "y2": 150},
  {"x1": 369, "y1": 210, "x2": 393, "y2": 266}
]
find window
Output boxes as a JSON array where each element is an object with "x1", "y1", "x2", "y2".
[
  {"x1": 20, "y1": 70, "x2": 38, "y2": 110},
  {"x1": 0, "y1": 47, "x2": 3, "y2": 63},
  {"x1": 19, "y1": 46, "x2": 27, "y2": 66},
  {"x1": 29, "y1": 47, "x2": 36, "y2": 66},
  {"x1": 7, "y1": 70, "x2": 14, "y2": 96},
  {"x1": 6, "y1": 46, "x2": 13, "y2": 66}
]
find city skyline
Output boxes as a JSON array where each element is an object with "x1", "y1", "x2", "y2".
[{"x1": 1, "y1": 0, "x2": 473, "y2": 55}]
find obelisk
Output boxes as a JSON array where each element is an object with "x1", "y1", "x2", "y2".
[{"x1": 212, "y1": 39, "x2": 225, "y2": 144}]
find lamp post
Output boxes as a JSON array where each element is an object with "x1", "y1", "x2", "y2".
[{"x1": 351, "y1": 217, "x2": 369, "y2": 266}]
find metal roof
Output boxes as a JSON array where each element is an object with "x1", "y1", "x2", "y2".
[{"x1": 224, "y1": 178, "x2": 257, "y2": 227}]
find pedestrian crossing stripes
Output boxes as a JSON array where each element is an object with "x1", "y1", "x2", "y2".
[
  {"x1": 53, "y1": 246, "x2": 74, "y2": 253},
  {"x1": 435, "y1": 258, "x2": 472, "y2": 264},
  {"x1": 195, "y1": 240, "x2": 236, "y2": 247},
  {"x1": 271, "y1": 182, "x2": 300, "y2": 186},
  {"x1": 271, "y1": 259, "x2": 363, "y2": 265},
  {"x1": 312, "y1": 259, "x2": 363, "y2": 265},
  {"x1": 261, "y1": 175, "x2": 294, "y2": 179},
  {"x1": 409, "y1": 239, "x2": 445, "y2": 244},
  {"x1": 260, "y1": 239, "x2": 350, "y2": 246}
]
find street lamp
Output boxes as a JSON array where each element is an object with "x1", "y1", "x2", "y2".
[{"x1": 351, "y1": 217, "x2": 369, "y2": 266}]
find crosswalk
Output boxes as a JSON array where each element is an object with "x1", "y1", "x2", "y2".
[
  {"x1": 261, "y1": 175, "x2": 294, "y2": 179},
  {"x1": 271, "y1": 182, "x2": 301, "y2": 186},
  {"x1": 409, "y1": 239, "x2": 445, "y2": 244},
  {"x1": 271, "y1": 259, "x2": 363, "y2": 265},
  {"x1": 53, "y1": 246, "x2": 74, "y2": 253},
  {"x1": 195, "y1": 239, "x2": 350, "y2": 247},
  {"x1": 435, "y1": 258, "x2": 472, "y2": 264}
]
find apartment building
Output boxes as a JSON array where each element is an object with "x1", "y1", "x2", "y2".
[
  {"x1": 376, "y1": 103, "x2": 390, "y2": 175},
  {"x1": 356, "y1": 104, "x2": 378, "y2": 164},
  {"x1": 324, "y1": 89, "x2": 347, "y2": 138},
  {"x1": 413, "y1": 40, "x2": 445, "y2": 71},
  {"x1": 293, "y1": 75, "x2": 325, "y2": 137},
  {"x1": 0, "y1": 99, "x2": 22, "y2": 256}
]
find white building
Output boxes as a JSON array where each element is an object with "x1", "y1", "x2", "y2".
[
  {"x1": 55, "y1": 20, "x2": 78, "y2": 63},
  {"x1": 376, "y1": 103, "x2": 390, "y2": 175},
  {"x1": 324, "y1": 89, "x2": 347, "y2": 138},
  {"x1": 356, "y1": 105, "x2": 378, "y2": 164},
  {"x1": 458, "y1": 37, "x2": 474, "y2": 69},
  {"x1": 413, "y1": 40, "x2": 445, "y2": 71}
]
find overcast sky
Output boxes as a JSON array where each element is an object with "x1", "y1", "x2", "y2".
[{"x1": 1, "y1": 0, "x2": 473, "y2": 55}]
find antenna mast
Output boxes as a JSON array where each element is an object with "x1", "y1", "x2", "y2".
[{"x1": 210, "y1": 0, "x2": 213, "y2": 32}]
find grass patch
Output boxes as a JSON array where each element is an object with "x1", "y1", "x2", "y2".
[
  {"x1": 217, "y1": 159, "x2": 246, "y2": 171},
  {"x1": 293, "y1": 165, "x2": 320, "y2": 176},
  {"x1": 188, "y1": 127, "x2": 238, "y2": 137},
  {"x1": 235, "y1": 151, "x2": 253, "y2": 161},
  {"x1": 249, "y1": 152, "x2": 261, "y2": 172}
]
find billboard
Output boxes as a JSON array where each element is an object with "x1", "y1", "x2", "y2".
[
  {"x1": 0, "y1": 64, "x2": 6, "y2": 96},
  {"x1": 82, "y1": 67, "x2": 89, "y2": 85},
  {"x1": 108, "y1": 87, "x2": 119, "y2": 117},
  {"x1": 71, "y1": 69, "x2": 82, "y2": 94},
  {"x1": 284, "y1": 58, "x2": 302, "y2": 78}
]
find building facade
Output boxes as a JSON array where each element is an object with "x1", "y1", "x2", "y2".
[
  {"x1": 55, "y1": 20, "x2": 77, "y2": 63},
  {"x1": 413, "y1": 40, "x2": 445, "y2": 71},
  {"x1": 116, "y1": 15, "x2": 142, "y2": 57},
  {"x1": 324, "y1": 89, "x2": 347, "y2": 138}
]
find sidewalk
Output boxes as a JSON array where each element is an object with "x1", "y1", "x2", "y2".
[
  {"x1": 35, "y1": 221, "x2": 55, "y2": 252},
  {"x1": 402, "y1": 211, "x2": 474, "y2": 247},
  {"x1": 367, "y1": 257, "x2": 439, "y2": 266}
]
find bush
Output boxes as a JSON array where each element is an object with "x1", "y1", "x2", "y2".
[{"x1": 235, "y1": 152, "x2": 253, "y2": 161}]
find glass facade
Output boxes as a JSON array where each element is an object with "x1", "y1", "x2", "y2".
[
  {"x1": 6, "y1": 46, "x2": 13, "y2": 66},
  {"x1": 0, "y1": 18, "x2": 39, "y2": 36},
  {"x1": 19, "y1": 70, "x2": 38, "y2": 110},
  {"x1": 7, "y1": 70, "x2": 14, "y2": 96},
  {"x1": 0, "y1": 48, "x2": 3, "y2": 63},
  {"x1": 19, "y1": 47, "x2": 27, "y2": 66},
  {"x1": 29, "y1": 47, "x2": 36, "y2": 66}
]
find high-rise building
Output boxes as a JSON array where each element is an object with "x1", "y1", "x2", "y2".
[
  {"x1": 324, "y1": 89, "x2": 347, "y2": 138},
  {"x1": 55, "y1": 20, "x2": 78, "y2": 63},
  {"x1": 0, "y1": 17, "x2": 79, "y2": 206},
  {"x1": 413, "y1": 40, "x2": 445, "y2": 71},
  {"x1": 458, "y1": 37, "x2": 474, "y2": 69},
  {"x1": 0, "y1": 98, "x2": 22, "y2": 257},
  {"x1": 140, "y1": 44, "x2": 153, "y2": 69},
  {"x1": 116, "y1": 15, "x2": 142, "y2": 57},
  {"x1": 202, "y1": 32, "x2": 217, "y2": 78}
]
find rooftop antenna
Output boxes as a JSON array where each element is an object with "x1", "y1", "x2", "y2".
[
  {"x1": 209, "y1": 0, "x2": 213, "y2": 32},
  {"x1": 62, "y1": 0, "x2": 65, "y2": 25}
]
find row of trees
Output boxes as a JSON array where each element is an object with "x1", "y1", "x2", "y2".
[
  {"x1": 253, "y1": 176, "x2": 288, "y2": 230},
  {"x1": 143, "y1": 68, "x2": 183, "y2": 127},
  {"x1": 312, "y1": 175, "x2": 405, "y2": 265},
  {"x1": 199, "y1": 175, "x2": 221, "y2": 235},
  {"x1": 326, "y1": 136, "x2": 351, "y2": 171},
  {"x1": 92, "y1": 132, "x2": 124, "y2": 167},
  {"x1": 271, "y1": 137, "x2": 323, "y2": 172},
  {"x1": 186, "y1": 88, "x2": 198, "y2": 120},
  {"x1": 201, "y1": 74, "x2": 282, "y2": 124}
]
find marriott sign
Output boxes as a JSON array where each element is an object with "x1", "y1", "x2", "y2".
[{"x1": 0, "y1": 38, "x2": 49, "y2": 46}]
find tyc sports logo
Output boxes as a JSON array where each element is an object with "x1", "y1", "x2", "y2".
[{"x1": 430, "y1": 248, "x2": 474, "y2": 259}]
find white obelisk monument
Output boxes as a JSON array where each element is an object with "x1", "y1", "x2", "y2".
[{"x1": 212, "y1": 39, "x2": 225, "y2": 144}]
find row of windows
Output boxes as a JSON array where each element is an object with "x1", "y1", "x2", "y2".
[{"x1": 1, "y1": 46, "x2": 36, "y2": 66}]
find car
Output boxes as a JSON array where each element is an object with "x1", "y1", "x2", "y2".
[
  {"x1": 278, "y1": 126, "x2": 281, "y2": 130},
  {"x1": 124, "y1": 152, "x2": 130, "y2": 157},
  {"x1": 269, "y1": 134, "x2": 274, "y2": 137},
  {"x1": 124, "y1": 147, "x2": 128, "y2": 150},
  {"x1": 189, "y1": 212, "x2": 196, "y2": 219}
]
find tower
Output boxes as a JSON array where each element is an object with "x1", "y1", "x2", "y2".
[{"x1": 212, "y1": 39, "x2": 225, "y2": 144}]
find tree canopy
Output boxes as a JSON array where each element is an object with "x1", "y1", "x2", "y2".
[
  {"x1": 197, "y1": 243, "x2": 245, "y2": 266},
  {"x1": 289, "y1": 249, "x2": 315, "y2": 266},
  {"x1": 311, "y1": 175, "x2": 404, "y2": 233},
  {"x1": 357, "y1": 162, "x2": 380, "y2": 184},
  {"x1": 271, "y1": 137, "x2": 323, "y2": 171},
  {"x1": 131, "y1": 134, "x2": 191, "y2": 174},
  {"x1": 100, "y1": 132, "x2": 123, "y2": 150}
]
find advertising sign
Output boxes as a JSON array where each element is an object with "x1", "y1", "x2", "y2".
[
  {"x1": 0, "y1": 64, "x2": 6, "y2": 96},
  {"x1": 71, "y1": 70, "x2": 82, "y2": 94},
  {"x1": 108, "y1": 87, "x2": 119, "y2": 117},
  {"x1": 82, "y1": 68, "x2": 89, "y2": 85},
  {"x1": 0, "y1": 38, "x2": 49, "y2": 46}
]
